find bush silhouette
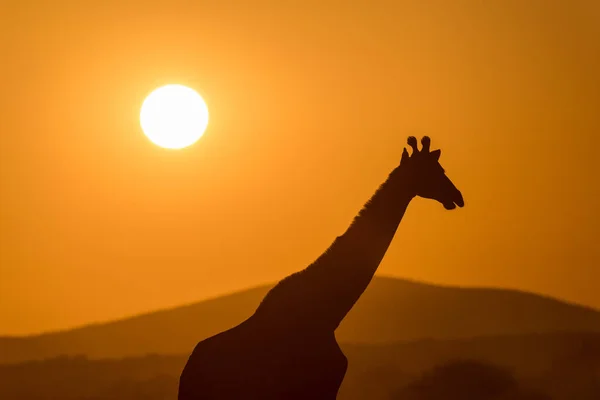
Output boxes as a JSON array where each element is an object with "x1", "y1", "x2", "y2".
[{"x1": 394, "y1": 359, "x2": 518, "y2": 400}]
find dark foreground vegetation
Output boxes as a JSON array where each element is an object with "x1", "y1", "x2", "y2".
[{"x1": 1, "y1": 332, "x2": 598, "y2": 400}]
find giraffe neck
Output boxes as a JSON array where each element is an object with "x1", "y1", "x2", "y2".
[
  {"x1": 255, "y1": 165, "x2": 416, "y2": 332},
  {"x1": 342, "y1": 166, "x2": 415, "y2": 268}
]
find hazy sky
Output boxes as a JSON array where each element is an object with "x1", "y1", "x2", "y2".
[{"x1": 1, "y1": 0, "x2": 599, "y2": 335}]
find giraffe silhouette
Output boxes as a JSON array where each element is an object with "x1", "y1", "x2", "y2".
[{"x1": 179, "y1": 136, "x2": 464, "y2": 399}]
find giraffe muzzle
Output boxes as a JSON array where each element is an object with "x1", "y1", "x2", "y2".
[{"x1": 443, "y1": 189, "x2": 464, "y2": 210}]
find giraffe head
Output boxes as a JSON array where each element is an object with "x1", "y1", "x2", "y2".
[{"x1": 400, "y1": 136, "x2": 464, "y2": 210}]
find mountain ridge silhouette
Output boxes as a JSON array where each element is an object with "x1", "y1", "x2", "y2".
[{"x1": 2, "y1": 276, "x2": 600, "y2": 365}]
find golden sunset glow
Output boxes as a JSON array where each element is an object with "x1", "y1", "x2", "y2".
[
  {"x1": 2, "y1": 1, "x2": 600, "y2": 338},
  {"x1": 140, "y1": 84, "x2": 209, "y2": 149}
]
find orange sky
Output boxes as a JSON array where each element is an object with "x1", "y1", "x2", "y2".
[{"x1": 1, "y1": 0, "x2": 599, "y2": 336}]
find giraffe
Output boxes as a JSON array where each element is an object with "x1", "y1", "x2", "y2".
[{"x1": 178, "y1": 136, "x2": 464, "y2": 400}]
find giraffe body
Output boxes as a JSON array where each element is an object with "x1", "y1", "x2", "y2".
[{"x1": 179, "y1": 317, "x2": 347, "y2": 399}]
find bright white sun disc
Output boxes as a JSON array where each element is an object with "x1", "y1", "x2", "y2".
[{"x1": 140, "y1": 84, "x2": 209, "y2": 149}]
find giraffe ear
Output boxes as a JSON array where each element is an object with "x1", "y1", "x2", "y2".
[
  {"x1": 401, "y1": 147, "x2": 409, "y2": 163},
  {"x1": 430, "y1": 149, "x2": 441, "y2": 161}
]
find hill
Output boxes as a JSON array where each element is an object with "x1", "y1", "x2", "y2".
[{"x1": 2, "y1": 276, "x2": 600, "y2": 364}]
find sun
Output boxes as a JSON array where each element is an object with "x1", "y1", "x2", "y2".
[{"x1": 140, "y1": 84, "x2": 209, "y2": 149}]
